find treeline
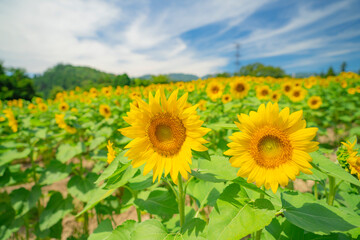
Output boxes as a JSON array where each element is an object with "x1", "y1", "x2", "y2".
[{"x1": 0, "y1": 61, "x2": 36, "y2": 100}]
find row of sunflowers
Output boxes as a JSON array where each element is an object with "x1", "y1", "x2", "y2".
[{"x1": 0, "y1": 72, "x2": 360, "y2": 239}]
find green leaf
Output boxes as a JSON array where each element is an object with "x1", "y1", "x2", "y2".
[
  {"x1": 39, "y1": 160, "x2": 72, "y2": 185},
  {"x1": 95, "y1": 156, "x2": 119, "y2": 185},
  {"x1": 89, "y1": 136, "x2": 106, "y2": 151},
  {"x1": 0, "y1": 148, "x2": 30, "y2": 166},
  {"x1": 207, "y1": 184, "x2": 276, "y2": 240},
  {"x1": 108, "y1": 220, "x2": 137, "y2": 240},
  {"x1": 104, "y1": 163, "x2": 137, "y2": 189},
  {"x1": 131, "y1": 219, "x2": 169, "y2": 240},
  {"x1": 197, "y1": 155, "x2": 237, "y2": 181},
  {"x1": 128, "y1": 174, "x2": 153, "y2": 191},
  {"x1": 186, "y1": 179, "x2": 225, "y2": 209},
  {"x1": 39, "y1": 192, "x2": 73, "y2": 231},
  {"x1": 281, "y1": 191, "x2": 360, "y2": 234},
  {"x1": 77, "y1": 188, "x2": 115, "y2": 216},
  {"x1": 181, "y1": 218, "x2": 206, "y2": 238},
  {"x1": 310, "y1": 152, "x2": 360, "y2": 186},
  {"x1": 134, "y1": 189, "x2": 178, "y2": 219},
  {"x1": 56, "y1": 142, "x2": 83, "y2": 163},
  {"x1": 88, "y1": 219, "x2": 113, "y2": 240},
  {"x1": 67, "y1": 173, "x2": 97, "y2": 202},
  {"x1": 10, "y1": 185, "x2": 41, "y2": 217},
  {"x1": 192, "y1": 150, "x2": 211, "y2": 161}
]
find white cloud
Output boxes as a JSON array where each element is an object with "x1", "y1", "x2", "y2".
[{"x1": 0, "y1": 0, "x2": 266, "y2": 76}]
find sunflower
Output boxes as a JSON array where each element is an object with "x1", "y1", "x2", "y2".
[
  {"x1": 356, "y1": 86, "x2": 360, "y2": 93},
  {"x1": 186, "y1": 83, "x2": 195, "y2": 92},
  {"x1": 59, "y1": 102, "x2": 69, "y2": 112},
  {"x1": 99, "y1": 104, "x2": 111, "y2": 118},
  {"x1": 38, "y1": 103, "x2": 48, "y2": 112},
  {"x1": 289, "y1": 88, "x2": 307, "y2": 102},
  {"x1": 206, "y1": 81, "x2": 223, "y2": 101},
  {"x1": 282, "y1": 82, "x2": 292, "y2": 95},
  {"x1": 222, "y1": 94, "x2": 232, "y2": 104},
  {"x1": 270, "y1": 91, "x2": 281, "y2": 102},
  {"x1": 307, "y1": 96, "x2": 322, "y2": 109},
  {"x1": 341, "y1": 80, "x2": 348, "y2": 88},
  {"x1": 198, "y1": 100, "x2": 207, "y2": 111},
  {"x1": 342, "y1": 140, "x2": 360, "y2": 180},
  {"x1": 224, "y1": 102, "x2": 318, "y2": 193},
  {"x1": 107, "y1": 140, "x2": 116, "y2": 164},
  {"x1": 256, "y1": 85, "x2": 272, "y2": 100},
  {"x1": 119, "y1": 89, "x2": 210, "y2": 183},
  {"x1": 230, "y1": 79, "x2": 250, "y2": 99},
  {"x1": 28, "y1": 103, "x2": 36, "y2": 110},
  {"x1": 348, "y1": 88, "x2": 356, "y2": 95}
]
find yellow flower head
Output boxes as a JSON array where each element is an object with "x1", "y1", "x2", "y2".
[
  {"x1": 59, "y1": 102, "x2": 69, "y2": 112},
  {"x1": 99, "y1": 104, "x2": 111, "y2": 118},
  {"x1": 206, "y1": 81, "x2": 224, "y2": 101},
  {"x1": 198, "y1": 100, "x2": 207, "y2": 111},
  {"x1": 270, "y1": 91, "x2": 281, "y2": 102},
  {"x1": 107, "y1": 140, "x2": 116, "y2": 164},
  {"x1": 348, "y1": 88, "x2": 356, "y2": 95},
  {"x1": 256, "y1": 85, "x2": 272, "y2": 100},
  {"x1": 224, "y1": 102, "x2": 318, "y2": 193},
  {"x1": 282, "y1": 81, "x2": 293, "y2": 95},
  {"x1": 222, "y1": 94, "x2": 232, "y2": 104},
  {"x1": 289, "y1": 88, "x2": 307, "y2": 102},
  {"x1": 38, "y1": 103, "x2": 48, "y2": 112},
  {"x1": 119, "y1": 89, "x2": 210, "y2": 184},
  {"x1": 230, "y1": 79, "x2": 250, "y2": 99},
  {"x1": 307, "y1": 96, "x2": 322, "y2": 109},
  {"x1": 341, "y1": 140, "x2": 360, "y2": 180}
]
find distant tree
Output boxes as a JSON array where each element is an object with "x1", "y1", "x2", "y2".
[
  {"x1": 114, "y1": 74, "x2": 130, "y2": 86},
  {"x1": 236, "y1": 63, "x2": 286, "y2": 78},
  {"x1": 49, "y1": 86, "x2": 64, "y2": 99},
  {"x1": 0, "y1": 61, "x2": 36, "y2": 100},
  {"x1": 326, "y1": 66, "x2": 335, "y2": 77},
  {"x1": 216, "y1": 72, "x2": 231, "y2": 78},
  {"x1": 340, "y1": 62, "x2": 347, "y2": 72},
  {"x1": 151, "y1": 75, "x2": 169, "y2": 84}
]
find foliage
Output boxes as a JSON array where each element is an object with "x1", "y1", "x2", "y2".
[
  {"x1": 0, "y1": 61, "x2": 36, "y2": 100},
  {"x1": 236, "y1": 62, "x2": 287, "y2": 78}
]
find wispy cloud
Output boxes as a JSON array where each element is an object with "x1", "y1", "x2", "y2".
[{"x1": 0, "y1": 0, "x2": 359, "y2": 76}]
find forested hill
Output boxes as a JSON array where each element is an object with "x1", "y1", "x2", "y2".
[{"x1": 33, "y1": 64, "x2": 122, "y2": 97}]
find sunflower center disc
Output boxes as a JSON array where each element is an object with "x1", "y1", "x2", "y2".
[
  {"x1": 251, "y1": 126, "x2": 292, "y2": 168},
  {"x1": 236, "y1": 84, "x2": 245, "y2": 92},
  {"x1": 148, "y1": 113, "x2": 186, "y2": 156}
]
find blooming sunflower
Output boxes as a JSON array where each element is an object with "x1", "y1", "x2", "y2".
[
  {"x1": 307, "y1": 96, "x2": 322, "y2": 109},
  {"x1": 222, "y1": 94, "x2": 232, "y2": 104},
  {"x1": 270, "y1": 91, "x2": 281, "y2": 102},
  {"x1": 119, "y1": 89, "x2": 210, "y2": 184},
  {"x1": 348, "y1": 88, "x2": 356, "y2": 95},
  {"x1": 341, "y1": 140, "x2": 360, "y2": 180},
  {"x1": 256, "y1": 85, "x2": 272, "y2": 100},
  {"x1": 289, "y1": 88, "x2": 307, "y2": 102},
  {"x1": 59, "y1": 102, "x2": 69, "y2": 112},
  {"x1": 206, "y1": 81, "x2": 223, "y2": 101},
  {"x1": 198, "y1": 100, "x2": 207, "y2": 111},
  {"x1": 224, "y1": 102, "x2": 318, "y2": 193},
  {"x1": 107, "y1": 140, "x2": 116, "y2": 164},
  {"x1": 282, "y1": 82, "x2": 292, "y2": 95},
  {"x1": 99, "y1": 104, "x2": 111, "y2": 118},
  {"x1": 38, "y1": 103, "x2": 48, "y2": 112},
  {"x1": 230, "y1": 79, "x2": 250, "y2": 99}
]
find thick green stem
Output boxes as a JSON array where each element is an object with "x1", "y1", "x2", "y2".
[
  {"x1": 255, "y1": 188, "x2": 265, "y2": 240},
  {"x1": 327, "y1": 176, "x2": 336, "y2": 206},
  {"x1": 136, "y1": 208, "x2": 142, "y2": 222},
  {"x1": 84, "y1": 211, "x2": 89, "y2": 236},
  {"x1": 177, "y1": 174, "x2": 185, "y2": 229},
  {"x1": 314, "y1": 182, "x2": 318, "y2": 200}
]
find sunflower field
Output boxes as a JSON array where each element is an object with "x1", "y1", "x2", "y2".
[{"x1": 1, "y1": 72, "x2": 360, "y2": 240}]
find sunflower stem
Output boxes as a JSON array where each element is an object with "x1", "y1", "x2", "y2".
[
  {"x1": 314, "y1": 181, "x2": 318, "y2": 200},
  {"x1": 255, "y1": 187, "x2": 265, "y2": 240},
  {"x1": 177, "y1": 174, "x2": 185, "y2": 230},
  {"x1": 327, "y1": 176, "x2": 336, "y2": 206}
]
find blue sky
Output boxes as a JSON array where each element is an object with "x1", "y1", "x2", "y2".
[{"x1": 0, "y1": 0, "x2": 359, "y2": 77}]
